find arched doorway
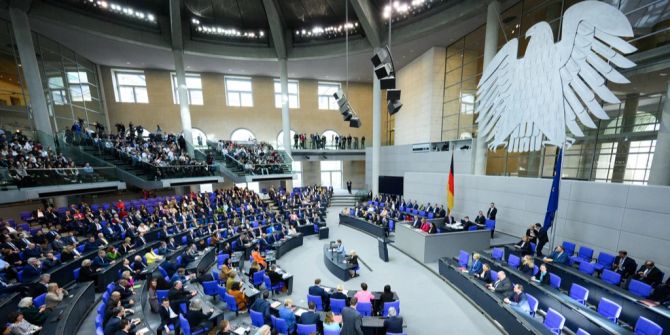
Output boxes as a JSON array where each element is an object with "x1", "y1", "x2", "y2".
[
  {"x1": 277, "y1": 130, "x2": 296, "y2": 149},
  {"x1": 192, "y1": 128, "x2": 208, "y2": 148},
  {"x1": 230, "y1": 128, "x2": 256, "y2": 142},
  {"x1": 322, "y1": 130, "x2": 339, "y2": 149}
]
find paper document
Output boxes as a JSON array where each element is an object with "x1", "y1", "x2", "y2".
[
  {"x1": 234, "y1": 327, "x2": 246, "y2": 335},
  {"x1": 271, "y1": 301, "x2": 281, "y2": 308}
]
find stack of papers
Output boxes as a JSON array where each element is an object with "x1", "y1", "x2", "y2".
[
  {"x1": 294, "y1": 308, "x2": 306, "y2": 316},
  {"x1": 233, "y1": 327, "x2": 247, "y2": 335},
  {"x1": 271, "y1": 301, "x2": 281, "y2": 309},
  {"x1": 342, "y1": 289, "x2": 349, "y2": 295}
]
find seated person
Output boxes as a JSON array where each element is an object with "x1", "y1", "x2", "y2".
[
  {"x1": 219, "y1": 258, "x2": 233, "y2": 282},
  {"x1": 44, "y1": 283, "x2": 68, "y2": 310},
  {"x1": 267, "y1": 265, "x2": 283, "y2": 287},
  {"x1": 18, "y1": 297, "x2": 49, "y2": 326},
  {"x1": 41, "y1": 252, "x2": 61, "y2": 271},
  {"x1": 308, "y1": 278, "x2": 330, "y2": 309},
  {"x1": 228, "y1": 282, "x2": 247, "y2": 311},
  {"x1": 519, "y1": 256, "x2": 535, "y2": 276},
  {"x1": 6, "y1": 311, "x2": 41, "y2": 335},
  {"x1": 168, "y1": 280, "x2": 196, "y2": 313},
  {"x1": 331, "y1": 285, "x2": 349, "y2": 305},
  {"x1": 420, "y1": 220, "x2": 431, "y2": 233},
  {"x1": 515, "y1": 235, "x2": 533, "y2": 256},
  {"x1": 158, "y1": 298, "x2": 178, "y2": 335},
  {"x1": 79, "y1": 259, "x2": 100, "y2": 283},
  {"x1": 144, "y1": 249, "x2": 163, "y2": 265},
  {"x1": 486, "y1": 271, "x2": 512, "y2": 296},
  {"x1": 22, "y1": 258, "x2": 42, "y2": 283},
  {"x1": 383, "y1": 307, "x2": 403, "y2": 334},
  {"x1": 468, "y1": 253, "x2": 483, "y2": 275},
  {"x1": 531, "y1": 264, "x2": 550, "y2": 285},
  {"x1": 353, "y1": 282, "x2": 374, "y2": 303},
  {"x1": 503, "y1": 284, "x2": 531, "y2": 314},
  {"x1": 92, "y1": 250, "x2": 110, "y2": 270},
  {"x1": 379, "y1": 284, "x2": 395, "y2": 304},
  {"x1": 278, "y1": 299, "x2": 297, "y2": 334},
  {"x1": 248, "y1": 261, "x2": 261, "y2": 282},
  {"x1": 251, "y1": 246, "x2": 267, "y2": 269},
  {"x1": 635, "y1": 260, "x2": 664, "y2": 287},
  {"x1": 170, "y1": 268, "x2": 193, "y2": 285},
  {"x1": 475, "y1": 263, "x2": 492, "y2": 283},
  {"x1": 323, "y1": 311, "x2": 341, "y2": 332},
  {"x1": 249, "y1": 290, "x2": 271, "y2": 325},
  {"x1": 298, "y1": 301, "x2": 321, "y2": 330},
  {"x1": 612, "y1": 250, "x2": 637, "y2": 279},
  {"x1": 186, "y1": 299, "x2": 213, "y2": 332},
  {"x1": 542, "y1": 245, "x2": 569, "y2": 265},
  {"x1": 460, "y1": 216, "x2": 477, "y2": 230}
]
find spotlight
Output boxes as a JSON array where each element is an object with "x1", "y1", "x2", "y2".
[{"x1": 349, "y1": 116, "x2": 361, "y2": 128}]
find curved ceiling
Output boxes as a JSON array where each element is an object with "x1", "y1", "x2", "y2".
[{"x1": 15, "y1": 0, "x2": 516, "y2": 81}]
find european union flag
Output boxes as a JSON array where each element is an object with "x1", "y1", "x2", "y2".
[{"x1": 543, "y1": 148, "x2": 563, "y2": 229}]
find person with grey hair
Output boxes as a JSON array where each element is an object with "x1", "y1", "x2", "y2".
[
  {"x1": 22, "y1": 258, "x2": 42, "y2": 282},
  {"x1": 383, "y1": 306, "x2": 403, "y2": 333},
  {"x1": 17, "y1": 297, "x2": 48, "y2": 325},
  {"x1": 186, "y1": 298, "x2": 212, "y2": 332},
  {"x1": 28, "y1": 274, "x2": 50, "y2": 298}
]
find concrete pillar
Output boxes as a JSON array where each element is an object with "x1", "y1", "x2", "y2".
[
  {"x1": 611, "y1": 93, "x2": 639, "y2": 182},
  {"x1": 372, "y1": 75, "x2": 381, "y2": 195},
  {"x1": 172, "y1": 50, "x2": 194, "y2": 157},
  {"x1": 473, "y1": 0, "x2": 500, "y2": 175},
  {"x1": 9, "y1": 7, "x2": 54, "y2": 148},
  {"x1": 649, "y1": 81, "x2": 670, "y2": 185},
  {"x1": 280, "y1": 58, "x2": 291, "y2": 155}
]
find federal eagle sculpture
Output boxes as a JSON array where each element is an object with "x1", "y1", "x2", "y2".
[{"x1": 475, "y1": 1, "x2": 637, "y2": 152}]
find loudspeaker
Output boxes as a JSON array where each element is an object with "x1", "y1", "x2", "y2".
[
  {"x1": 387, "y1": 99, "x2": 402, "y2": 115},
  {"x1": 374, "y1": 63, "x2": 392, "y2": 80},
  {"x1": 380, "y1": 76, "x2": 396, "y2": 90},
  {"x1": 349, "y1": 116, "x2": 361, "y2": 128},
  {"x1": 387, "y1": 89, "x2": 401, "y2": 101},
  {"x1": 371, "y1": 47, "x2": 389, "y2": 67}
]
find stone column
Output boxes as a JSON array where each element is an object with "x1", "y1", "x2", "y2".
[
  {"x1": 172, "y1": 50, "x2": 194, "y2": 157},
  {"x1": 473, "y1": 0, "x2": 500, "y2": 175},
  {"x1": 280, "y1": 58, "x2": 291, "y2": 155},
  {"x1": 9, "y1": 7, "x2": 54, "y2": 148},
  {"x1": 372, "y1": 75, "x2": 381, "y2": 195},
  {"x1": 649, "y1": 81, "x2": 670, "y2": 185}
]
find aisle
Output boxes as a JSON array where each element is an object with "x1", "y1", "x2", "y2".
[{"x1": 278, "y1": 206, "x2": 503, "y2": 334}]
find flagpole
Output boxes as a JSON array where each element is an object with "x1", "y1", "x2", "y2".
[{"x1": 549, "y1": 144, "x2": 565, "y2": 251}]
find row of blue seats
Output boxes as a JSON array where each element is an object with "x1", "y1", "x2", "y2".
[{"x1": 458, "y1": 250, "x2": 663, "y2": 335}]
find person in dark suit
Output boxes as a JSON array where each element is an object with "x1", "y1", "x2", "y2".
[
  {"x1": 103, "y1": 307, "x2": 124, "y2": 335},
  {"x1": 534, "y1": 223, "x2": 549, "y2": 257},
  {"x1": 331, "y1": 285, "x2": 349, "y2": 305},
  {"x1": 635, "y1": 260, "x2": 664, "y2": 287},
  {"x1": 79, "y1": 259, "x2": 99, "y2": 283},
  {"x1": 92, "y1": 250, "x2": 110, "y2": 270},
  {"x1": 503, "y1": 284, "x2": 531, "y2": 314},
  {"x1": 515, "y1": 235, "x2": 533, "y2": 257},
  {"x1": 157, "y1": 298, "x2": 179, "y2": 335},
  {"x1": 299, "y1": 301, "x2": 322, "y2": 331},
  {"x1": 168, "y1": 280, "x2": 195, "y2": 313},
  {"x1": 383, "y1": 306, "x2": 403, "y2": 333},
  {"x1": 341, "y1": 297, "x2": 363, "y2": 335},
  {"x1": 532, "y1": 264, "x2": 551, "y2": 285},
  {"x1": 186, "y1": 299, "x2": 213, "y2": 332},
  {"x1": 487, "y1": 271, "x2": 512, "y2": 296},
  {"x1": 486, "y1": 202, "x2": 497, "y2": 220},
  {"x1": 379, "y1": 284, "x2": 395, "y2": 305},
  {"x1": 308, "y1": 278, "x2": 330, "y2": 310},
  {"x1": 22, "y1": 258, "x2": 42, "y2": 282},
  {"x1": 476, "y1": 263, "x2": 493, "y2": 284},
  {"x1": 474, "y1": 210, "x2": 486, "y2": 226},
  {"x1": 249, "y1": 290, "x2": 271, "y2": 325},
  {"x1": 612, "y1": 250, "x2": 637, "y2": 279}
]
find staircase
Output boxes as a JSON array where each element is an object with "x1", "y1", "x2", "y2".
[{"x1": 330, "y1": 194, "x2": 357, "y2": 207}]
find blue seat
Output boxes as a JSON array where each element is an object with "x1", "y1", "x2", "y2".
[
  {"x1": 634, "y1": 316, "x2": 663, "y2": 335},
  {"x1": 543, "y1": 308, "x2": 566, "y2": 334},
  {"x1": 96, "y1": 303, "x2": 105, "y2": 316},
  {"x1": 73, "y1": 268, "x2": 81, "y2": 281},
  {"x1": 17, "y1": 270, "x2": 24, "y2": 283},
  {"x1": 253, "y1": 270, "x2": 266, "y2": 287},
  {"x1": 468, "y1": 226, "x2": 478, "y2": 231},
  {"x1": 485, "y1": 219, "x2": 496, "y2": 231},
  {"x1": 527, "y1": 294, "x2": 538, "y2": 317},
  {"x1": 593, "y1": 252, "x2": 616, "y2": 272},
  {"x1": 383, "y1": 300, "x2": 400, "y2": 316},
  {"x1": 297, "y1": 324, "x2": 317, "y2": 335},
  {"x1": 324, "y1": 329, "x2": 341, "y2": 335},
  {"x1": 34, "y1": 293, "x2": 46, "y2": 308},
  {"x1": 578, "y1": 262, "x2": 595, "y2": 276},
  {"x1": 158, "y1": 266, "x2": 169, "y2": 279},
  {"x1": 601, "y1": 269, "x2": 621, "y2": 286},
  {"x1": 389, "y1": 220, "x2": 395, "y2": 232},
  {"x1": 330, "y1": 298, "x2": 346, "y2": 315},
  {"x1": 629, "y1": 279, "x2": 653, "y2": 298},
  {"x1": 217, "y1": 285, "x2": 227, "y2": 301},
  {"x1": 386, "y1": 333, "x2": 408, "y2": 335},
  {"x1": 307, "y1": 294, "x2": 323, "y2": 311},
  {"x1": 490, "y1": 271, "x2": 499, "y2": 282},
  {"x1": 224, "y1": 292, "x2": 239, "y2": 315},
  {"x1": 597, "y1": 297, "x2": 622, "y2": 323},
  {"x1": 264, "y1": 275, "x2": 283, "y2": 295},
  {"x1": 250, "y1": 309, "x2": 265, "y2": 327},
  {"x1": 508, "y1": 254, "x2": 521, "y2": 269},
  {"x1": 179, "y1": 314, "x2": 207, "y2": 335},
  {"x1": 491, "y1": 247, "x2": 504, "y2": 261},
  {"x1": 202, "y1": 281, "x2": 218, "y2": 297},
  {"x1": 549, "y1": 273, "x2": 561, "y2": 290},
  {"x1": 562, "y1": 241, "x2": 576, "y2": 256},
  {"x1": 95, "y1": 314, "x2": 103, "y2": 328},
  {"x1": 570, "y1": 246, "x2": 594, "y2": 264},
  {"x1": 271, "y1": 315, "x2": 289, "y2": 335},
  {"x1": 217, "y1": 253, "x2": 230, "y2": 268},
  {"x1": 458, "y1": 250, "x2": 469, "y2": 267},
  {"x1": 157, "y1": 289, "x2": 169, "y2": 301},
  {"x1": 569, "y1": 284, "x2": 589, "y2": 305},
  {"x1": 356, "y1": 302, "x2": 372, "y2": 316},
  {"x1": 102, "y1": 292, "x2": 110, "y2": 304}
]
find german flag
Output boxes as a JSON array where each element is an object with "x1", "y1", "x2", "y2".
[{"x1": 447, "y1": 153, "x2": 455, "y2": 213}]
